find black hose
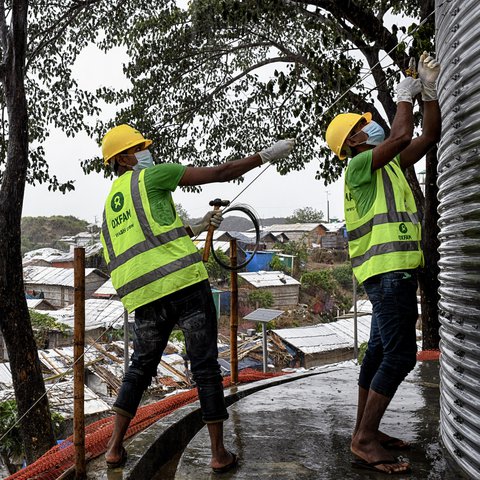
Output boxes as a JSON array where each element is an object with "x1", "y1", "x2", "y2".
[{"x1": 210, "y1": 204, "x2": 260, "y2": 271}]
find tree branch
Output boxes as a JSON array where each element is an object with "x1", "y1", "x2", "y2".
[
  {"x1": 292, "y1": 0, "x2": 404, "y2": 68},
  {"x1": 26, "y1": 0, "x2": 105, "y2": 69}
]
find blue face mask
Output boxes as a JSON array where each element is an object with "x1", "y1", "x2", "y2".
[
  {"x1": 361, "y1": 121, "x2": 385, "y2": 146},
  {"x1": 133, "y1": 150, "x2": 154, "y2": 171}
]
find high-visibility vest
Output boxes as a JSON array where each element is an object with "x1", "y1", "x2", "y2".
[
  {"x1": 344, "y1": 157, "x2": 423, "y2": 284},
  {"x1": 101, "y1": 170, "x2": 208, "y2": 313}
]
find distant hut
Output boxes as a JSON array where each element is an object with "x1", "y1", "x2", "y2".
[
  {"x1": 238, "y1": 271, "x2": 300, "y2": 308},
  {"x1": 23, "y1": 266, "x2": 108, "y2": 308}
]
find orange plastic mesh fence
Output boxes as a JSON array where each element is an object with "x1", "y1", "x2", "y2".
[
  {"x1": 6, "y1": 369, "x2": 283, "y2": 480},
  {"x1": 416, "y1": 349, "x2": 440, "y2": 361}
]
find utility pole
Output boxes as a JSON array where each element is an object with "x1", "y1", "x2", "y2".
[{"x1": 326, "y1": 191, "x2": 330, "y2": 223}]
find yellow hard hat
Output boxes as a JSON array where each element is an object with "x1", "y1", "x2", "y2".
[
  {"x1": 101, "y1": 124, "x2": 152, "y2": 165},
  {"x1": 325, "y1": 112, "x2": 372, "y2": 160}
]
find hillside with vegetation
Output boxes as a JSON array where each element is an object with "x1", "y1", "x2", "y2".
[{"x1": 21, "y1": 216, "x2": 90, "y2": 254}]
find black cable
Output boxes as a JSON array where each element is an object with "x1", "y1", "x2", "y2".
[{"x1": 211, "y1": 204, "x2": 261, "y2": 271}]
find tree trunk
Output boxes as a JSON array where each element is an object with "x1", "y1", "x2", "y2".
[
  {"x1": 0, "y1": 1, "x2": 55, "y2": 463},
  {"x1": 417, "y1": 148, "x2": 441, "y2": 348}
]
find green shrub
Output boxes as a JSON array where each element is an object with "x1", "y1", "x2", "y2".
[
  {"x1": 269, "y1": 256, "x2": 291, "y2": 274},
  {"x1": 29, "y1": 309, "x2": 70, "y2": 349},
  {"x1": 204, "y1": 248, "x2": 230, "y2": 283},
  {"x1": 357, "y1": 342, "x2": 368, "y2": 364},
  {"x1": 247, "y1": 290, "x2": 274, "y2": 309},
  {"x1": 332, "y1": 263, "x2": 353, "y2": 289},
  {"x1": 0, "y1": 399, "x2": 65, "y2": 470},
  {"x1": 301, "y1": 270, "x2": 335, "y2": 294}
]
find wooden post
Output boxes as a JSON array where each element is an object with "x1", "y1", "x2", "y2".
[
  {"x1": 74, "y1": 247, "x2": 86, "y2": 479},
  {"x1": 230, "y1": 239, "x2": 238, "y2": 384}
]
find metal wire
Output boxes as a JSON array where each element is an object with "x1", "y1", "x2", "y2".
[{"x1": 210, "y1": 203, "x2": 261, "y2": 271}]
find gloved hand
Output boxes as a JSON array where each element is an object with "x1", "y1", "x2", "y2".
[
  {"x1": 418, "y1": 51, "x2": 440, "y2": 101},
  {"x1": 258, "y1": 138, "x2": 295, "y2": 164},
  {"x1": 396, "y1": 76, "x2": 422, "y2": 104},
  {"x1": 190, "y1": 210, "x2": 224, "y2": 236}
]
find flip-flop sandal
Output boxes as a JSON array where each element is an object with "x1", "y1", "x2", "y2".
[
  {"x1": 352, "y1": 457, "x2": 412, "y2": 475},
  {"x1": 381, "y1": 437, "x2": 412, "y2": 450},
  {"x1": 106, "y1": 447, "x2": 127, "y2": 469},
  {"x1": 212, "y1": 452, "x2": 238, "y2": 474}
]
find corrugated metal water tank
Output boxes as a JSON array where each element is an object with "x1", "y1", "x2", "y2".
[{"x1": 436, "y1": 0, "x2": 480, "y2": 478}]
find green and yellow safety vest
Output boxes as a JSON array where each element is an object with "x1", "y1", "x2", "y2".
[
  {"x1": 101, "y1": 170, "x2": 208, "y2": 313},
  {"x1": 344, "y1": 157, "x2": 423, "y2": 284}
]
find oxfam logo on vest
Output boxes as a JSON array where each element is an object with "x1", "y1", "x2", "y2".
[
  {"x1": 111, "y1": 192, "x2": 124, "y2": 212},
  {"x1": 398, "y1": 223, "x2": 412, "y2": 240}
]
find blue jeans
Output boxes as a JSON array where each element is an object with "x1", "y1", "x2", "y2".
[
  {"x1": 359, "y1": 270, "x2": 418, "y2": 398},
  {"x1": 114, "y1": 280, "x2": 228, "y2": 423}
]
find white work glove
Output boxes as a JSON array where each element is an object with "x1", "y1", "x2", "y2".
[
  {"x1": 396, "y1": 76, "x2": 422, "y2": 104},
  {"x1": 418, "y1": 51, "x2": 440, "y2": 101},
  {"x1": 190, "y1": 210, "x2": 224, "y2": 236},
  {"x1": 258, "y1": 138, "x2": 295, "y2": 164}
]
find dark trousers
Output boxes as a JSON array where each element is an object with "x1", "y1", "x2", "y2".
[
  {"x1": 113, "y1": 280, "x2": 228, "y2": 423},
  {"x1": 359, "y1": 270, "x2": 418, "y2": 398}
]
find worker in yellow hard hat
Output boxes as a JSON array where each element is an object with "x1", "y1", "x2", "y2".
[
  {"x1": 325, "y1": 53, "x2": 441, "y2": 475},
  {"x1": 101, "y1": 124, "x2": 295, "y2": 473}
]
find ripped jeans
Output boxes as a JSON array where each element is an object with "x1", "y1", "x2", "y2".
[
  {"x1": 359, "y1": 270, "x2": 418, "y2": 398},
  {"x1": 113, "y1": 280, "x2": 228, "y2": 424}
]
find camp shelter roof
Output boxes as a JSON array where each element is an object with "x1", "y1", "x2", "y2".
[
  {"x1": 272, "y1": 316, "x2": 372, "y2": 355},
  {"x1": 238, "y1": 271, "x2": 301, "y2": 288},
  {"x1": 0, "y1": 369, "x2": 110, "y2": 418},
  {"x1": 23, "y1": 265, "x2": 107, "y2": 287},
  {"x1": 93, "y1": 279, "x2": 117, "y2": 298},
  {"x1": 42, "y1": 298, "x2": 133, "y2": 331}
]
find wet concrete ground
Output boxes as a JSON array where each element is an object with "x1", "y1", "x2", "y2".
[{"x1": 173, "y1": 360, "x2": 468, "y2": 480}]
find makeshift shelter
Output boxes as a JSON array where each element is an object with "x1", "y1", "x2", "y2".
[
  {"x1": 238, "y1": 270, "x2": 300, "y2": 308},
  {"x1": 23, "y1": 265, "x2": 108, "y2": 307},
  {"x1": 271, "y1": 316, "x2": 372, "y2": 368}
]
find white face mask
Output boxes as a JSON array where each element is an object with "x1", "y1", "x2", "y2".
[{"x1": 133, "y1": 150, "x2": 154, "y2": 171}]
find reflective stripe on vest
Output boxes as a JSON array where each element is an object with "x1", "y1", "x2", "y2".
[
  {"x1": 345, "y1": 159, "x2": 422, "y2": 282},
  {"x1": 102, "y1": 170, "x2": 206, "y2": 310}
]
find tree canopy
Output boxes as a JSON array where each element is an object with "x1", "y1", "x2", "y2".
[
  {"x1": 87, "y1": 0, "x2": 434, "y2": 187},
  {"x1": 287, "y1": 206, "x2": 324, "y2": 223}
]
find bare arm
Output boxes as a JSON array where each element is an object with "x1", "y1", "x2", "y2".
[
  {"x1": 179, "y1": 154, "x2": 263, "y2": 186},
  {"x1": 399, "y1": 100, "x2": 441, "y2": 169},
  {"x1": 371, "y1": 102, "x2": 414, "y2": 171}
]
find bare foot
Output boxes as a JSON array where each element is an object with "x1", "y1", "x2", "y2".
[
  {"x1": 351, "y1": 435, "x2": 411, "y2": 474},
  {"x1": 211, "y1": 449, "x2": 237, "y2": 471},
  {"x1": 105, "y1": 445, "x2": 126, "y2": 467}
]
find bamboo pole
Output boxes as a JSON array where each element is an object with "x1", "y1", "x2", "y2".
[
  {"x1": 229, "y1": 239, "x2": 238, "y2": 384},
  {"x1": 73, "y1": 247, "x2": 86, "y2": 479}
]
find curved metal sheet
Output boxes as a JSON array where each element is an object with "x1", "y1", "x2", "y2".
[{"x1": 436, "y1": 0, "x2": 480, "y2": 478}]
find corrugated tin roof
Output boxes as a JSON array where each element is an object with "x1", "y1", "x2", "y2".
[
  {"x1": 93, "y1": 279, "x2": 117, "y2": 297},
  {"x1": 261, "y1": 223, "x2": 322, "y2": 232},
  {"x1": 272, "y1": 316, "x2": 373, "y2": 354},
  {"x1": 193, "y1": 240, "x2": 230, "y2": 252},
  {"x1": 23, "y1": 244, "x2": 103, "y2": 266},
  {"x1": 43, "y1": 298, "x2": 134, "y2": 331},
  {"x1": 0, "y1": 362, "x2": 12, "y2": 387},
  {"x1": 23, "y1": 265, "x2": 107, "y2": 287},
  {"x1": 321, "y1": 222, "x2": 346, "y2": 232},
  {"x1": 0, "y1": 379, "x2": 110, "y2": 418},
  {"x1": 26, "y1": 298, "x2": 55, "y2": 309},
  {"x1": 238, "y1": 271, "x2": 301, "y2": 287},
  {"x1": 193, "y1": 230, "x2": 228, "y2": 241}
]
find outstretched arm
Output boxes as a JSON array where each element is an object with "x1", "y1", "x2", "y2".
[
  {"x1": 399, "y1": 52, "x2": 441, "y2": 168},
  {"x1": 179, "y1": 139, "x2": 295, "y2": 187},
  {"x1": 371, "y1": 101, "x2": 415, "y2": 171},
  {"x1": 399, "y1": 99, "x2": 441, "y2": 169}
]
